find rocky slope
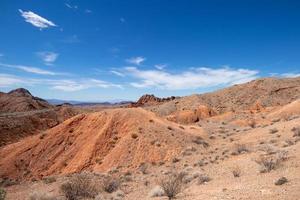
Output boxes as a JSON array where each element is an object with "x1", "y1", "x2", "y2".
[
  {"x1": 0, "y1": 108, "x2": 204, "y2": 180},
  {"x1": 149, "y1": 77, "x2": 300, "y2": 119},
  {"x1": 0, "y1": 88, "x2": 53, "y2": 113},
  {"x1": 130, "y1": 94, "x2": 177, "y2": 107}
]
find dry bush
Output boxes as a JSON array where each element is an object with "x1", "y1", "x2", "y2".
[
  {"x1": 139, "y1": 163, "x2": 148, "y2": 174},
  {"x1": 102, "y1": 176, "x2": 120, "y2": 193},
  {"x1": 255, "y1": 151, "x2": 288, "y2": 173},
  {"x1": 232, "y1": 167, "x2": 241, "y2": 177},
  {"x1": 29, "y1": 191, "x2": 57, "y2": 200},
  {"x1": 60, "y1": 173, "x2": 98, "y2": 200},
  {"x1": 231, "y1": 144, "x2": 249, "y2": 155},
  {"x1": 197, "y1": 174, "x2": 211, "y2": 185},
  {"x1": 42, "y1": 176, "x2": 56, "y2": 184},
  {"x1": 269, "y1": 128, "x2": 278, "y2": 134},
  {"x1": 0, "y1": 188, "x2": 6, "y2": 200},
  {"x1": 159, "y1": 172, "x2": 185, "y2": 199},
  {"x1": 292, "y1": 126, "x2": 300, "y2": 137}
]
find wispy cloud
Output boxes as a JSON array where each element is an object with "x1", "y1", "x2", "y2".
[
  {"x1": 0, "y1": 73, "x2": 122, "y2": 91},
  {"x1": 85, "y1": 9, "x2": 92, "y2": 14},
  {"x1": 65, "y1": 3, "x2": 78, "y2": 10},
  {"x1": 110, "y1": 70, "x2": 125, "y2": 77},
  {"x1": 37, "y1": 52, "x2": 59, "y2": 65},
  {"x1": 19, "y1": 9, "x2": 56, "y2": 29},
  {"x1": 154, "y1": 64, "x2": 167, "y2": 70},
  {"x1": 49, "y1": 79, "x2": 122, "y2": 91},
  {"x1": 125, "y1": 66, "x2": 259, "y2": 90},
  {"x1": 125, "y1": 56, "x2": 146, "y2": 65},
  {"x1": 0, "y1": 74, "x2": 32, "y2": 88},
  {"x1": 281, "y1": 73, "x2": 300, "y2": 78},
  {"x1": 0, "y1": 63, "x2": 58, "y2": 75}
]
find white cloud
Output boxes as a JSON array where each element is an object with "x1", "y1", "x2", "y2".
[
  {"x1": 154, "y1": 64, "x2": 167, "y2": 70},
  {"x1": 110, "y1": 70, "x2": 125, "y2": 77},
  {"x1": 0, "y1": 73, "x2": 122, "y2": 91},
  {"x1": 126, "y1": 56, "x2": 146, "y2": 65},
  {"x1": 281, "y1": 73, "x2": 300, "y2": 78},
  {"x1": 37, "y1": 52, "x2": 59, "y2": 65},
  {"x1": 47, "y1": 79, "x2": 122, "y2": 92},
  {"x1": 0, "y1": 63, "x2": 57, "y2": 75},
  {"x1": 19, "y1": 9, "x2": 56, "y2": 29},
  {"x1": 125, "y1": 66, "x2": 259, "y2": 90},
  {"x1": 0, "y1": 74, "x2": 29, "y2": 87}
]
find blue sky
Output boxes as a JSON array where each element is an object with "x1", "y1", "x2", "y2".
[{"x1": 0, "y1": 0, "x2": 300, "y2": 101}]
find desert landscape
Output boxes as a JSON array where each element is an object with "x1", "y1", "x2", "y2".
[
  {"x1": 1, "y1": 1, "x2": 300, "y2": 199},
  {"x1": 0, "y1": 77, "x2": 299, "y2": 200}
]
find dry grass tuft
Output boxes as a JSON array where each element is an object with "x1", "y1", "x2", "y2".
[
  {"x1": 159, "y1": 172, "x2": 185, "y2": 199},
  {"x1": 60, "y1": 173, "x2": 98, "y2": 200}
]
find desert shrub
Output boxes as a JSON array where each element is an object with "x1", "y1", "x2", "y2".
[
  {"x1": 131, "y1": 133, "x2": 138, "y2": 139},
  {"x1": 167, "y1": 126, "x2": 173, "y2": 131},
  {"x1": 0, "y1": 188, "x2": 6, "y2": 200},
  {"x1": 148, "y1": 185, "x2": 164, "y2": 197},
  {"x1": 29, "y1": 191, "x2": 57, "y2": 200},
  {"x1": 42, "y1": 176, "x2": 56, "y2": 184},
  {"x1": 159, "y1": 172, "x2": 185, "y2": 199},
  {"x1": 197, "y1": 174, "x2": 211, "y2": 185},
  {"x1": 292, "y1": 126, "x2": 300, "y2": 137},
  {"x1": 275, "y1": 177, "x2": 288, "y2": 185},
  {"x1": 139, "y1": 163, "x2": 148, "y2": 174},
  {"x1": 231, "y1": 144, "x2": 249, "y2": 155},
  {"x1": 269, "y1": 128, "x2": 278, "y2": 134},
  {"x1": 232, "y1": 167, "x2": 241, "y2": 177},
  {"x1": 60, "y1": 173, "x2": 98, "y2": 200},
  {"x1": 255, "y1": 151, "x2": 288, "y2": 173},
  {"x1": 102, "y1": 176, "x2": 120, "y2": 193}
]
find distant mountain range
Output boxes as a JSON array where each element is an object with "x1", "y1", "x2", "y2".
[{"x1": 46, "y1": 98, "x2": 133, "y2": 106}]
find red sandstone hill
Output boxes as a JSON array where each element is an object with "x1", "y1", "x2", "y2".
[
  {"x1": 0, "y1": 108, "x2": 205, "y2": 180},
  {"x1": 0, "y1": 88, "x2": 53, "y2": 113}
]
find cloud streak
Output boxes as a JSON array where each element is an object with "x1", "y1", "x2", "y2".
[
  {"x1": 126, "y1": 56, "x2": 146, "y2": 65},
  {"x1": 0, "y1": 73, "x2": 122, "y2": 91},
  {"x1": 19, "y1": 9, "x2": 56, "y2": 29},
  {"x1": 125, "y1": 66, "x2": 259, "y2": 90},
  {"x1": 0, "y1": 63, "x2": 58, "y2": 75}
]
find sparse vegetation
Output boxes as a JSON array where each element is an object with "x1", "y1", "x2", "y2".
[
  {"x1": 197, "y1": 174, "x2": 211, "y2": 185},
  {"x1": 102, "y1": 176, "x2": 120, "y2": 193},
  {"x1": 292, "y1": 126, "x2": 300, "y2": 137},
  {"x1": 29, "y1": 191, "x2": 57, "y2": 200},
  {"x1": 42, "y1": 176, "x2": 56, "y2": 184},
  {"x1": 231, "y1": 144, "x2": 249, "y2": 155},
  {"x1": 255, "y1": 151, "x2": 288, "y2": 173},
  {"x1": 159, "y1": 172, "x2": 185, "y2": 199},
  {"x1": 275, "y1": 177, "x2": 288, "y2": 185},
  {"x1": 0, "y1": 188, "x2": 6, "y2": 200},
  {"x1": 60, "y1": 173, "x2": 98, "y2": 200},
  {"x1": 269, "y1": 128, "x2": 278, "y2": 134},
  {"x1": 232, "y1": 167, "x2": 241, "y2": 177}
]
